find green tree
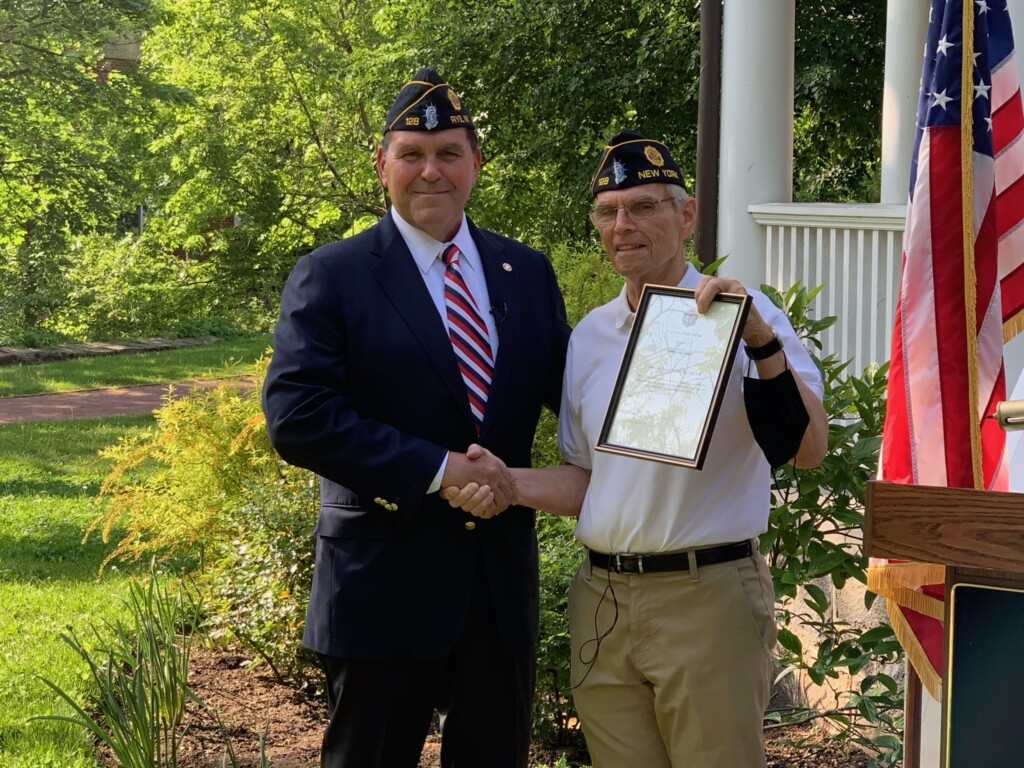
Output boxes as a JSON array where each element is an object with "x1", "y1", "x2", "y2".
[
  {"x1": 6, "y1": 0, "x2": 883, "y2": 343},
  {"x1": 794, "y1": 2, "x2": 885, "y2": 202},
  {"x1": 0, "y1": 0, "x2": 156, "y2": 342},
  {"x1": 390, "y1": 0, "x2": 702, "y2": 248},
  {"x1": 138, "y1": 0, "x2": 405, "y2": 321}
]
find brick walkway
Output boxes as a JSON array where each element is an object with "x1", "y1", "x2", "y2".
[
  {"x1": 0, "y1": 378, "x2": 258, "y2": 428},
  {"x1": 0, "y1": 337, "x2": 259, "y2": 425},
  {"x1": 0, "y1": 377, "x2": 257, "y2": 425}
]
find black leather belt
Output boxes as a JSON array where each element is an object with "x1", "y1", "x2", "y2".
[{"x1": 588, "y1": 540, "x2": 752, "y2": 575}]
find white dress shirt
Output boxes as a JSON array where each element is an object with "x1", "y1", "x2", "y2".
[
  {"x1": 390, "y1": 208, "x2": 498, "y2": 491},
  {"x1": 558, "y1": 265, "x2": 823, "y2": 553}
]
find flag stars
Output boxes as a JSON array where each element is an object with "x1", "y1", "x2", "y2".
[
  {"x1": 976, "y1": 0, "x2": 990, "y2": 13},
  {"x1": 985, "y1": 116, "x2": 993, "y2": 132},
  {"x1": 974, "y1": 80, "x2": 991, "y2": 100},
  {"x1": 937, "y1": 35, "x2": 954, "y2": 56},
  {"x1": 931, "y1": 88, "x2": 954, "y2": 110}
]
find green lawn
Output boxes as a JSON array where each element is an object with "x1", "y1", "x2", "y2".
[
  {"x1": 0, "y1": 335, "x2": 271, "y2": 397},
  {"x1": 0, "y1": 416, "x2": 153, "y2": 767}
]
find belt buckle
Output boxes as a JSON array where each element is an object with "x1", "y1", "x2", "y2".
[{"x1": 613, "y1": 552, "x2": 643, "y2": 574}]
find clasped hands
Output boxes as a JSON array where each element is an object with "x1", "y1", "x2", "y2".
[{"x1": 440, "y1": 444, "x2": 511, "y2": 518}]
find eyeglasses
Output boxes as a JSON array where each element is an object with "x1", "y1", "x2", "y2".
[{"x1": 588, "y1": 196, "x2": 676, "y2": 228}]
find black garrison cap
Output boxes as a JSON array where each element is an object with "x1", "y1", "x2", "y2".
[
  {"x1": 384, "y1": 66, "x2": 474, "y2": 135},
  {"x1": 590, "y1": 130, "x2": 687, "y2": 196}
]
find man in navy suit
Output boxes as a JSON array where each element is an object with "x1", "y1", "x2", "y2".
[{"x1": 262, "y1": 66, "x2": 570, "y2": 768}]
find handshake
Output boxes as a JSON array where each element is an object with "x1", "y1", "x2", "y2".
[{"x1": 440, "y1": 443, "x2": 515, "y2": 518}]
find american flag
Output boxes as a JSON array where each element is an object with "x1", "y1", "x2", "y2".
[{"x1": 870, "y1": 0, "x2": 1024, "y2": 700}]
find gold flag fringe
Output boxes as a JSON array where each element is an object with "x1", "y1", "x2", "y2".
[
  {"x1": 1005, "y1": 309, "x2": 1024, "y2": 343},
  {"x1": 867, "y1": 561, "x2": 946, "y2": 701},
  {"x1": 961, "y1": 0, "x2": 984, "y2": 491},
  {"x1": 886, "y1": 598, "x2": 944, "y2": 701},
  {"x1": 867, "y1": 562, "x2": 946, "y2": 621}
]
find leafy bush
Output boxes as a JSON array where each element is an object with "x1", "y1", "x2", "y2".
[
  {"x1": 547, "y1": 241, "x2": 621, "y2": 326},
  {"x1": 91, "y1": 374, "x2": 274, "y2": 569},
  {"x1": 761, "y1": 283, "x2": 903, "y2": 766},
  {"x1": 43, "y1": 234, "x2": 222, "y2": 342},
  {"x1": 202, "y1": 469, "x2": 318, "y2": 687},
  {"x1": 0, "y1": 240, "x2": 76, "y2": 346},
  {"x1": 91, "y1": 362, "x2": 319, "y2": 687},
  {"x1": 534, "y1": 513, "x2": 583, "y2": 748}
]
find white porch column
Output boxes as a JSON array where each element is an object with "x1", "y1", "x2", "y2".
[
  {"x1": 716, "y1": 0, "x2": 794, "y2": 288},
  {"x1": 880, "y1": 0, "x2": 929, "y2": 204},
  {"x1": 1009, "y1": 0, "x2": 1024, "y2": 87}
]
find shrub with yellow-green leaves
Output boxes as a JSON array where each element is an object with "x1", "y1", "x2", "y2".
[
  {"x1": 90, "y1": 374, "x2": 274, "y2": 569},
  {"x1": 90, "y1": 363, "x2": 319, "y2": 686}
]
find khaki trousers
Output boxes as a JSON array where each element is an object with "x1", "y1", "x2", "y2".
[{"x1": 567, "y1": 547, "x2": 777, "y2": 768}]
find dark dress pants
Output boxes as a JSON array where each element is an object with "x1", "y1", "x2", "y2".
[{"x1": 318, "y1": 559, "x2": 535, "y2": 768}]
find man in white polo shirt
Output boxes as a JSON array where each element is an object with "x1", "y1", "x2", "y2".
[{"x1": 445, "y1": 130, "x2": 828, "y2": 767}]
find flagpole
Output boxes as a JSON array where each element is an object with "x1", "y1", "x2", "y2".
[{"x1": 961, "y1": 0, "x2": 984, "y2": 489}]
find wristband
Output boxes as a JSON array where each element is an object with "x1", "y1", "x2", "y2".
[{"x1": 744, "y1": 333, "x2": 782, "y2": 361}]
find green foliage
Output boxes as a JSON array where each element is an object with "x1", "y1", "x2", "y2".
[
  {"x1": 139, "y1": 0, "x2": 399, "y2": 318},
  {"x1": 0, "y1": 0, "x2": 161, "y2": 337},
  {"x1": 93, "y1": 361, "x2": 320, "y2": 686},
  {"x1": 202, "y1": 468, "x2": 318, "y2": 686},
  {"x1": 760, "y1": 282, "x2": 902, "y2": 765},
  {"x1": 793, "y1": 3, "x2": 885, "y2": 202},
  {"x1": 33, "y1": 568, "x2": 201, "y2": 768},
  {"x1": 529, "y1": 242, "x2": 614, "y2": 747},
  {"x1": 393, "y1": 0, "x2": 701, "y2": 247},
  {"x1": 547, "y1": 242, "x2": 621, "y2": 327},
  {"x1": 0, "y1": 415, "x2": 149, "y2": 767},
  {"x1": 40, "y1": 234, "x2": 217, "y2": 342},
  {"x1": 0, "y1": 0, "x2": 886, "y2": 343},
  {"x1": 534, "y1": 514, "x2": 584, "y2": 747},
  {"x1": 90, "y1": 374, "x2": 275, "y2": 569}
]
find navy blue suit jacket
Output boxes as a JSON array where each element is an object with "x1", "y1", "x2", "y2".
[{"x1": 263, "y1": 212, "x2": 570, "y2": 661}]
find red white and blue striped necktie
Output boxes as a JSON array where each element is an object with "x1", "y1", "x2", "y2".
[{"x1": 442, "y1": 243, "x2": 493, "y2": 433}]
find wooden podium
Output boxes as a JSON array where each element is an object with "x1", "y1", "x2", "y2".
[{"x1": 864, "y1": 481, "x2": 1024, "y2": 768}]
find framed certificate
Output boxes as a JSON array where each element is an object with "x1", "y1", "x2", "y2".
[{"x1": 596, "y1": 285, "x2": 751, "y2": 469}]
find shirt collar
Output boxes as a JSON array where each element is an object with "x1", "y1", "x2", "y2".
[
  {"x1": 613, "y1": 262, "x2": 698, "y2": 330},
  {"x1": 390, "y1": 208, "x2": 478, "y2": 274}
]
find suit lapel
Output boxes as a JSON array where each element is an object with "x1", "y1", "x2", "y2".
[{"x1": 369, "y1": 215, "x2": 474, "y2": 424}]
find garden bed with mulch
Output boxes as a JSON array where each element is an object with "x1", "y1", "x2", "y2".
[{"x1": 160, "y1": 645, "x2": 874, "y2": 768}]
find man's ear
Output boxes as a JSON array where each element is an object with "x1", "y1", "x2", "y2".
[
  {"x1": 375, "y1": 146, "x2": 388, "y2": 187},
  {"x1": 680, "y1": 195, "x2": 698, "y2": 237}
]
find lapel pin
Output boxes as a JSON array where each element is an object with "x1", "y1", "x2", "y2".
[{"x1": 502, "y1": 262, "x2": 512, "y2": 272}]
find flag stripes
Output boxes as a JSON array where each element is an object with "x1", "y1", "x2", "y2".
[{"x1": 871, "y1": 0, "x2": 1024, "y2": 700}]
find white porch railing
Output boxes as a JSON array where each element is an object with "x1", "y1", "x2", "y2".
[{"x1": 748, "y1": 203, "x2": 908, "y2": 377}]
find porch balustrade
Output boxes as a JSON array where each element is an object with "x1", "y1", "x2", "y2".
[{"x1": 748, "y1": 202, "x2": 907, "y2": 377}]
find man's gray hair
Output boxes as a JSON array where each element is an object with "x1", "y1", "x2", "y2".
[{"x1": 667, "y1": 184, "x2": 690, "y2": 205}]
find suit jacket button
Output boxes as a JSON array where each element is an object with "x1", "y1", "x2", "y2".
[{"x1": 464, "y1": 521, "x2": 476, "y2": 531}]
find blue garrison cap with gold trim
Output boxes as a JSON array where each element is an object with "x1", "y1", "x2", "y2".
[
  {"x1": 384, "y1": 66, "x2": 474, "y2": 135},
  {"x1": 590, "y1": 130, "x2": 687, "y2": 196}
]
